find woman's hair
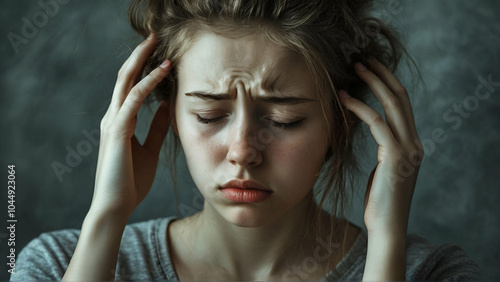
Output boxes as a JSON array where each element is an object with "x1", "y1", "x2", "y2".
[{"x1": 128, "y1": 0, "x2": 419, "y2": 272}]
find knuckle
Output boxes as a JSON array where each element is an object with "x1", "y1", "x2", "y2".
[
  {"x1": 410, "y1": 148, "x2": 424, "y2": 166},
  {"x1": 413, "y1": 135, "x2": 422, "y2": 146},
  {"x1": 369, "y1": 113, "x2": 384, "y2": 125},
  {"x1": 117, "y1": 66, "x2": 128, "y2": 80},
  {"x1": 128, "y1": 49, "x2": 142, "y2": 63},
  {"x1": 383, "y1": 95, "x2": 401, "y2": 109},
  {"x1": 414, "y1": 139, "x2": 424, "y2": 154},
  {"x1": 100, "y1": 118, "x2": 110, "y2": 131},
  {"x1": 127, "y1": 89, "x2": 144, "y2": 105},
  {"x1": 139, "y1": 39, "x2": 150, "y2": 48},
  {"x1": 395, "y1": 86, "x2": 408, "y2": 96},
  {"x1": 401, "y1": 142, "x2": 424, "y2": 166}
]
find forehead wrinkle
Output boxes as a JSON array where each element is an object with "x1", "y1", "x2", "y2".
[
  {"x1": 207, "y1": 67, "x2": 257, "y2": 95},
  {"x1": 217, "y1": 64, "x2": 294, "y2": 99},
  {"x1": 225, "y1": 68, "x2": 255, "y2": 81},
  {"x1": 179, "y1": 31, "x2": 313, "y2": 100},
  {"x1": 223, "y1": 68, "x2": 255, "y2": 89}
]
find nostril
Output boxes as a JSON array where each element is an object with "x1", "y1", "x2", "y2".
[{"x1": 226, "y1": 141, "x2": 262, "y2": 167}]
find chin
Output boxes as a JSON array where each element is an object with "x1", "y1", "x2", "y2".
[{"x1": 220, "y1": 205, "x2": 278, "y2": 228}]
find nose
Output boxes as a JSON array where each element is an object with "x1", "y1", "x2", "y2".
[
  {"x1": 226, "y1": 84, "x2": 264, "y2": 167},
  {"x1": 226, "y1": 117, "x2": 263, "y2": 168}
]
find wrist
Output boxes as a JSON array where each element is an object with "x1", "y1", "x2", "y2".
[
  {"x1": 63, "y1": 205, "x2": 130, "y2": 281},
  {"x1": 363, "y1": 231, "x2": 407, "y2": 281},
  {"x1": 85, "y1": 205, "x2": 130, "y2": 229},
  {"x1": 366, "y1": 232, "x2": 406, "y2": 257},
  {"x1": 88, "y1": 198, "x2": 133, "y2": 221},
  {"x1": 365, "y1": 219, "x2": 408, "y2": 239}
]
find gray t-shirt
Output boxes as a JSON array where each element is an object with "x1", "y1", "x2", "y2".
[{"x1": 10, "y1": 216, "x2": 480, "y2": 281}]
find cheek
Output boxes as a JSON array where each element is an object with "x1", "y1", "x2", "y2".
[
  {"x1": 266, "y1": 124, "x2": 329, "y2": 186},
  {"x1": 176, "y1": 113, "x2": 224, "y2": 173},
  {"x1": 272, "y1": 135, "x2": 326, "y2": 171},
  {"x1": 272, "y1": 118, "x2": 328, "y2": 165}
]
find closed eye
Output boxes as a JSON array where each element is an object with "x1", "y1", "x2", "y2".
[
  {"x1": 195, "y1": 115, "x2": 226, "y2": 124},
  {"x1": 195, "y1": 115, "x2": 304, "y2": 129}
]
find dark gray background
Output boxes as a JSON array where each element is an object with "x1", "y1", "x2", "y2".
[{"x1": 1, "y1": 0, "x2": 499, "y2": 280}]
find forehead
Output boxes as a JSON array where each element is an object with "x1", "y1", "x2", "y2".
[{"x1": 177, "y1": 30, "x2": 313, "y2": 92}]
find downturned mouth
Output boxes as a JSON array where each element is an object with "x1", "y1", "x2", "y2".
[{"x1": 220, "y1": 179, "x2": 272, "y2": 192}]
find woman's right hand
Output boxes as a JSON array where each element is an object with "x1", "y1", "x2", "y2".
[
  {"x1": 90, "y1": 34, "x2": 172, "y2": 218},
  {"x1": 62, "y1": 34, "x2": 172, "y2": 282}
]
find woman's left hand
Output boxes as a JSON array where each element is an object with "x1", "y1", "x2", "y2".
[{"x1": 339, "y1": 58, "x2": 424, "y2": 238}]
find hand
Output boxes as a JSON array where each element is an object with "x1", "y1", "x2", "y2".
[
  {"x1": 90, "y1": 34, "x2": 172, "y2": 218},
  {"x1": 339, "y1": 58, "x2": 424, "y2": 237}
]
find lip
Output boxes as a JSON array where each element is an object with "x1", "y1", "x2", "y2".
[
  {"x1": 219, "y1": 179, "x2": 273, "y2": 203},
  {"x1": 219, "y1": 188, "x2": 272, "y2": 203},
  {"x1": 220, "y1": 179, "x2": 272, "y2": 192}
]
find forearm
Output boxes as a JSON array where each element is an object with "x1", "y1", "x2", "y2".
[
  {"x1": 62, "y1": 208, "x2": 129, "y2": 281},
  {"x1": 362, "y1": 232, "x2": 406, "y2": 281}
]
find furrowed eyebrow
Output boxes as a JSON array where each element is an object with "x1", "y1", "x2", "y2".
[{"x1": 185, "y1": 91, "x2": 314, "y2": 105}]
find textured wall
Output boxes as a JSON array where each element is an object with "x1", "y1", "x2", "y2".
[{"x1": 1, "y1": 0, "x2": 499, "y2": 280}]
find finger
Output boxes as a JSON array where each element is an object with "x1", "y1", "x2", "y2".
[
  {"x1": 354, "y1": 62, "x2": 412, "y2": 144},
  {"x1": 143, "y1": 100, "x2": 170, "y2": 156},
  {"x1": 339, "y1": 91, "x2": 398, "y2": 149},
  {"x1": 367, "y1": 58, "x2": 419, "y2": 143},
  {"x1": 110, "y1": 34, "x2": 158, "y2": 115},
  {"x1": 114, "y1": 60, "x2": 171, "y2": 132}
]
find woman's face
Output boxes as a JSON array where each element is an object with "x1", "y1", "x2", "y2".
[{"x1": 174, "y1": 31, "x2": 331, "y2": 227}]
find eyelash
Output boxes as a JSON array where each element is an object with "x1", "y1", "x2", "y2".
[{"x1": 195, "y1": 115, "x2": 304, "y2": 129}]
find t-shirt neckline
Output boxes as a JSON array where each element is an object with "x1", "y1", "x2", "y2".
[{"x1": 157, "y1": 216, "x2": 366, "y2": 281}]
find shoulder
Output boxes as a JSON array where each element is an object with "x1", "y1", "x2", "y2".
[
  {"x1": 9, "y1": 216, "x2": 178, "y2": 281},
  {"x1": 330, "y1": 229, "x2": 480, "y2": 281},
  {"x1": 115, "y1": 216, "x2": 178, "y2": 280},
  {"x1": 405, "y1": 234, "x2": 481, "y2": 281},
  {"x1": 9, "y1": 227, "x2": 80, "y2": 280}
]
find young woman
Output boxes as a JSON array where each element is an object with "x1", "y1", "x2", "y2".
[{"x1": 12, "y1": 0, "x2": 480, "y2": 281}]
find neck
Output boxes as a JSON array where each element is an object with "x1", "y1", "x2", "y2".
[{"x1": 181, "y1": 192, "x2": 333, "y2": 280}]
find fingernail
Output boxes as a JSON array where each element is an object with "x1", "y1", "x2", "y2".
[
  {"x1": 355, "y1": 62, "x2": 366, "y2": 71},
  {"x1": 147, "y1": 33, "x2": 153, "y2": 39},
  {"x1": 339, "y1": 90, "x2": 350, "y2": 98},
  {"x1": 160, "y1": 59, "x2": 170, "y2": 69}
]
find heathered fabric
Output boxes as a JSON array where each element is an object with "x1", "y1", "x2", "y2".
[{"x1": 10, "y1": 216, "x2": 480, "y2": 281}]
